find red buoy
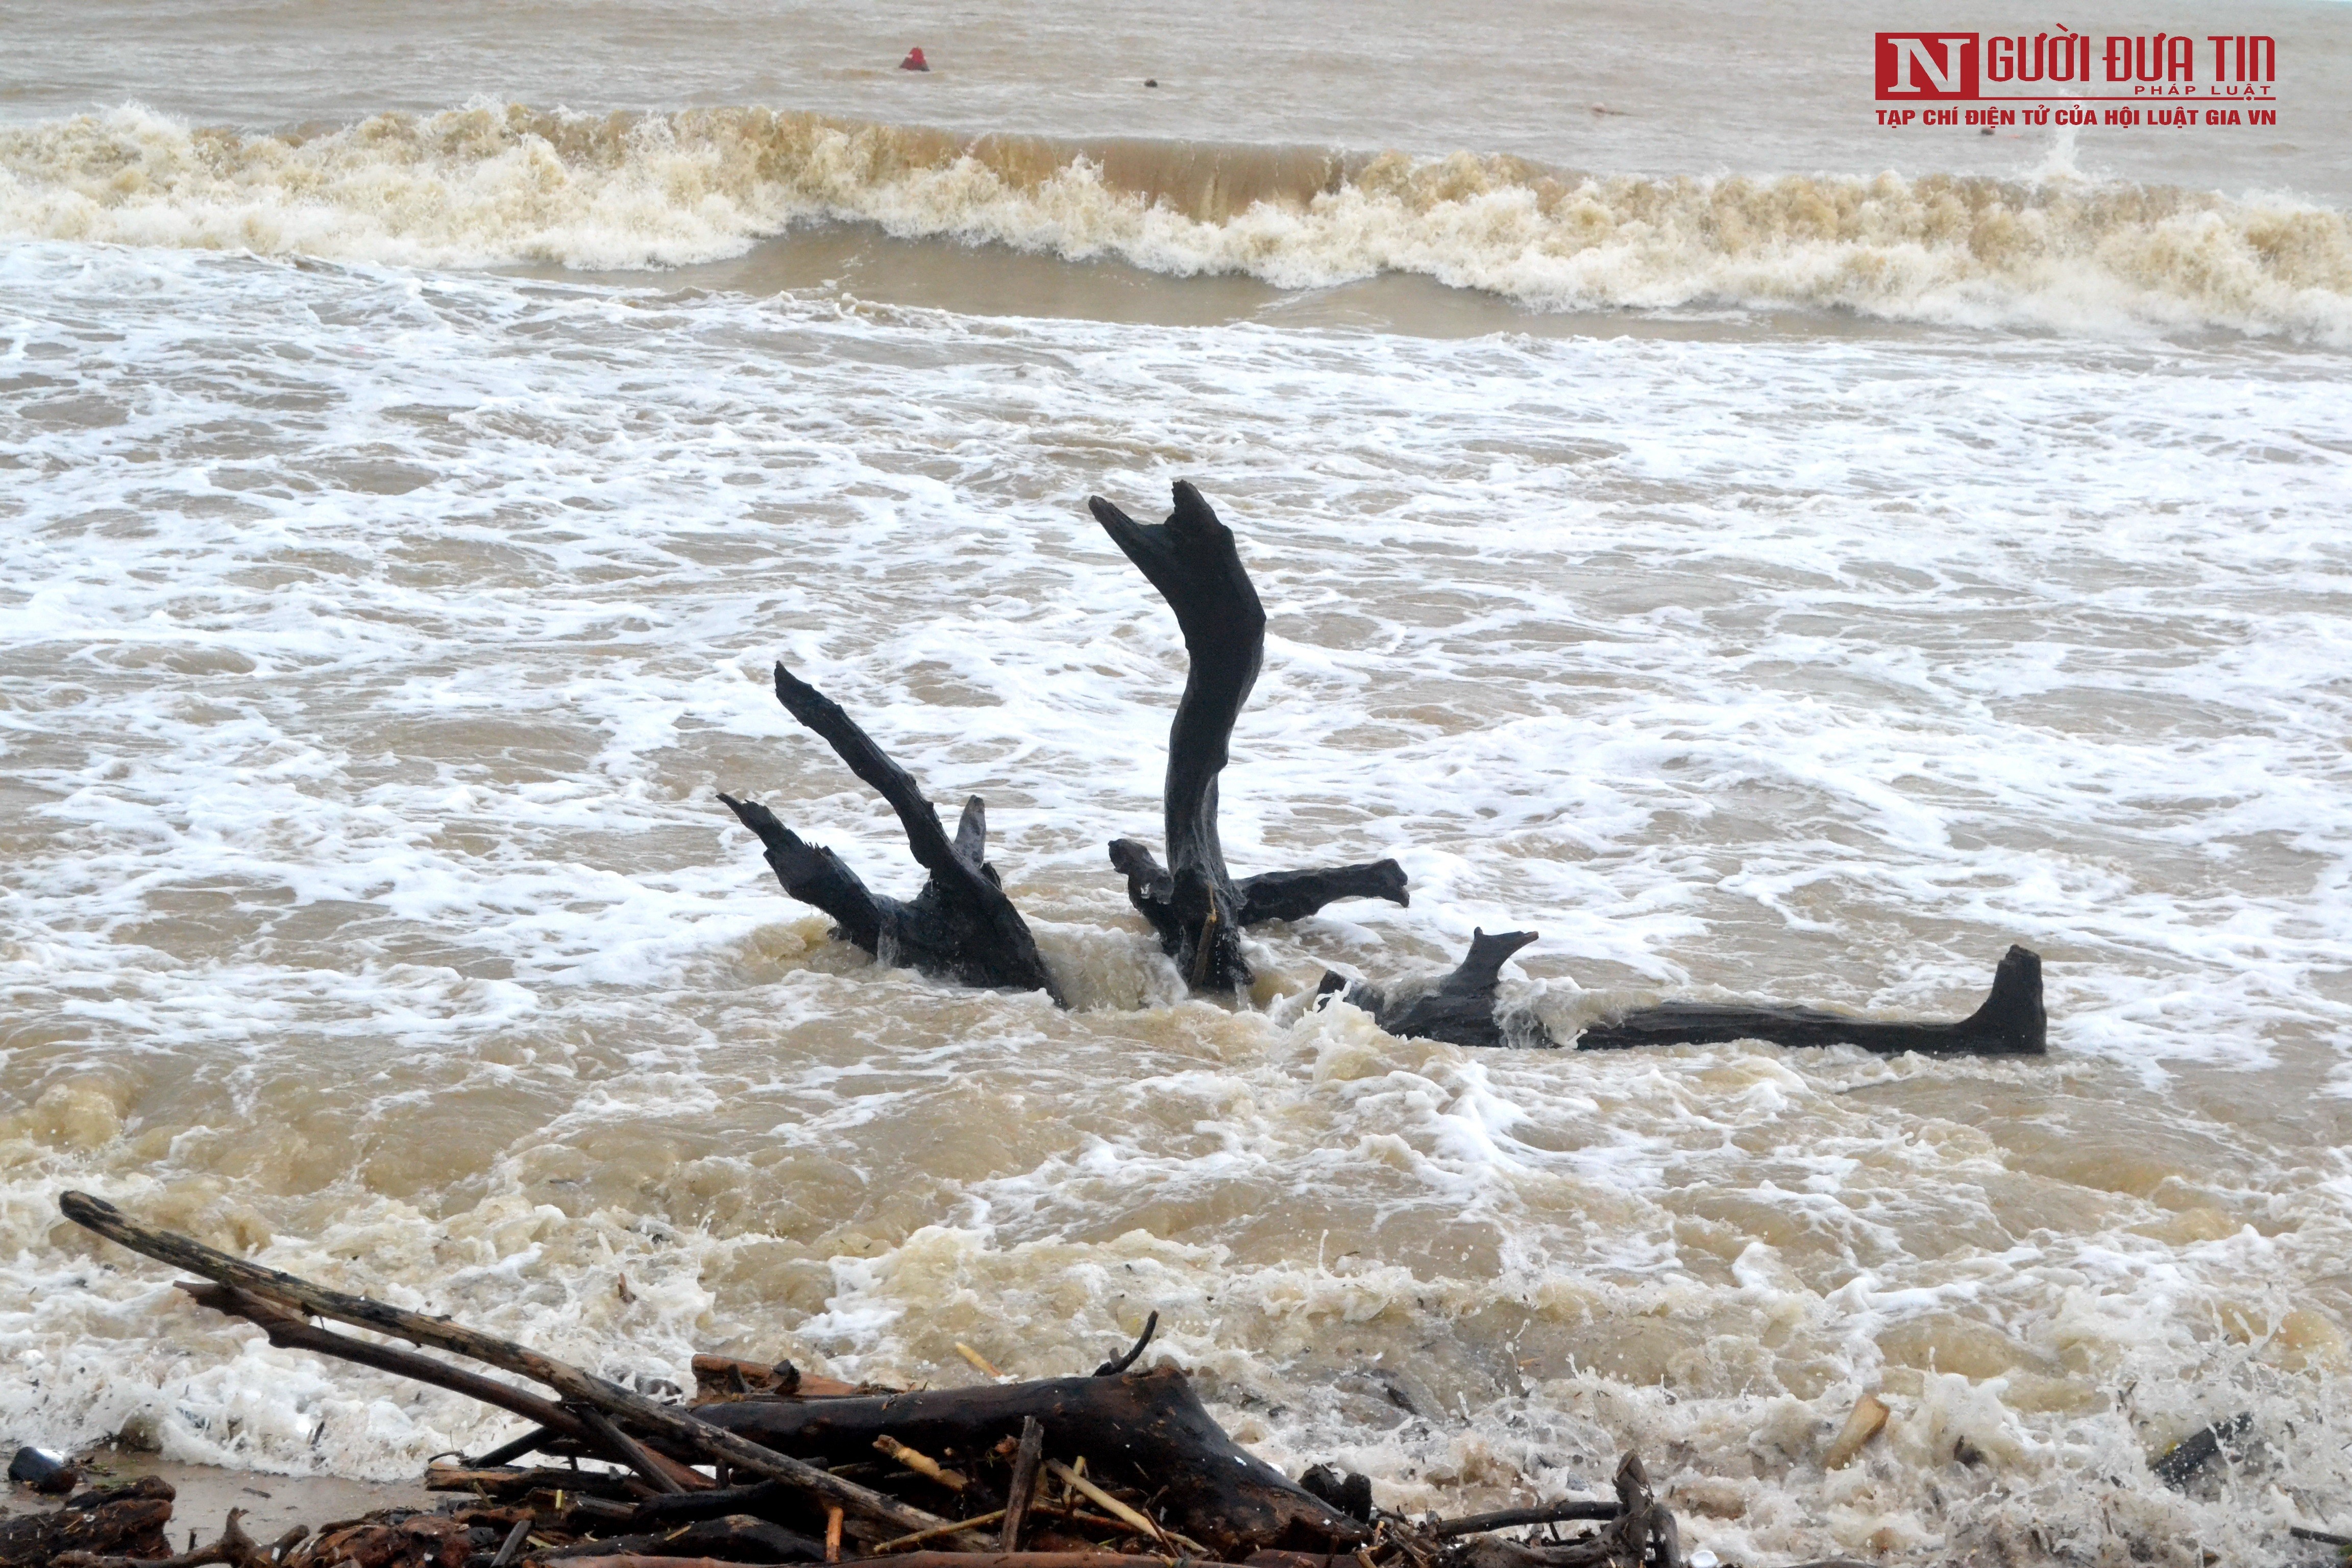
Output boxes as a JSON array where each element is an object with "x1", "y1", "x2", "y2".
[{"x1": 899, "y1": 47, "x2": 929, "y2": 71}]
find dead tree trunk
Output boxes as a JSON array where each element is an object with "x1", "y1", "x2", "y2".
[
  {"x1": 1577, "y1": 944, "x2": 2046, "y2": 1055},
  {"x1": 722, "y1": 663, "x2": 1062, "y2": 1004},
  {"x1": 691, "y1": 1367, "x2": 1366, "y2": 1557},
  {"x1": 1327, "y1": 939, "x2": 2046, "y2": 1057},
  {"x1": 1092, "y1": 482, "x2": 1408, "y2": 990}
]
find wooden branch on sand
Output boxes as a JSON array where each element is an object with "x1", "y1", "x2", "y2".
[
  {"x1": 50, "y1": 1193, "x2": 1698, "y2": 1568},
  {"x1": 60, "y1": 1191, "x2": 943, "y2": 1538}
]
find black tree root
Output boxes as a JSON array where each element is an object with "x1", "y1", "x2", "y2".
[
  {"x1": 1092, "y1": 481, "x2": 1409, "y2": 991},
  {"x1": 722, "y1": 663, "x2": 1063, "y2": 1004},
  {"x1": 1326, "y1": 940, "x2": 2048, "y2": 1057},
  {"x1": 1319, "y1": 929, "x2": 1541, "y2": 1049}
]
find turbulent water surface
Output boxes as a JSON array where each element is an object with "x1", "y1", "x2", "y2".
[{"x1": 4, "y1": 2, "x2": 2351, "y2": 1564}]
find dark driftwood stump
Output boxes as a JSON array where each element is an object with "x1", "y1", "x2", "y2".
[
  {"x1": 693, "y1": 1366, "x2": 1367, "y2": 1556},
  {"x1": 1319, "y1": 929, "x2": 1540, "y2": 1049},
  {"x1": 722, "y1": 663, "x2": 1062, "y2": 1003},
  {"x1": 1092, "y1": 482, "x2": 1408, "y2": 990},
  {"x1": 1328, "y1": 938, "x2": 2047, "y2": 1057}
]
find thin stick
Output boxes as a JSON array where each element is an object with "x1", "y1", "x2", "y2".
[
  {"x1": 869, "y1": 1509, "x2": 1009, "y2": 1553},
  {"x1": 1189, "y1": 907, "x2": 1220, "y2": 988},
  {"x1": 874, "y1": 1435, "x2": 969, "y2": 1492},
  {"x1": 1000, "y1": 1417, "x2": 1044, "y2": 1551},
  {"x1": 826, "y1": 1507, "x2": 845, "y2": 1563},
  {"x1": 179, "y1": 1283, "x2": 603, "y2": 1460},
  {"x1": 954, "y1": 1342, "x2": 1006, "y2": 1380},
  {"x1": 188, "y1": 1282, "x2": 713, "y2": 1491},
  {"x1": 578, "y1": 1406, "x2": 689, "y2": 1496},
  {"x1": 63, "y1": 1193, "x2": 940, "y2": 1537},
  {"x1": 1044, "y1": 1459, "x2": 1198, "y2": 1553},
  {"x1": 491, "y1": 1518, "x2": 534, "y2": 1568},
  {"x1": 473, "y1": 1426, "x2": 559, "y2": 1468},
  {"x1": 1091, "y1": 1313, "x2": 1159, "y2": 1378},
  {"x1": 1428, "y1": 1501, "x2": 1619, "y2": 1537}
]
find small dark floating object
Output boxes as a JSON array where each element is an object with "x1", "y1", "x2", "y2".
[
  {"x1": 7, "y1": 1443, "x2": 78, "y2": 1493},
  {"x1": 2151, "y1": 1412, "x2": 2252, "y2": 1489},
  {"x1": 1144, "y1": 78, "x2": 1160, "y2": 87}
]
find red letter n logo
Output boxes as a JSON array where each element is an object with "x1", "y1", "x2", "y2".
[{"x1": 1876, "y1": 33, "x2": 1979, "y2": 99}]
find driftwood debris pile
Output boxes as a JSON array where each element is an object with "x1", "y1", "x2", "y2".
[{"x1": 29, "y1": 1193, "x2": 1696, "y2": 1568}]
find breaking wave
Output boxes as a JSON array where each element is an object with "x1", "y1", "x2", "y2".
[{"x1": 3, "y1": 101, "x2": 2349, "y2": 340}]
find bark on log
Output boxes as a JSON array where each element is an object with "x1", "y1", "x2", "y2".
[
  {"x1": 1318, "y1": 929, "x2": 1539, "y2": 1049},
  {"x1": 58, "y1": 1192, "x2": 945, "y2": 1539},
  {"x1": 1576, "y1": 945, "x2": 2046, "y2": 1056},
  {"x1": 51, "y1": 1508, "x2": 264, "y2": 1568},
  {"x1": 690, "y1": 1357, "x2": 867, "y2": 1404},
  {"x1": 691, "y1": 1367, "x2": 1366, "y2": 1556},
  {"x1": 721, "y1": 663, "x2": 1061, "y2": 1003},
  {"x1": 1091, "y1": 482, "x2": 1408, "y2": 990},
  {"x1": 535, "y1": 1514, "x2": 825, "y2": 1561},
  {"x1": 426, "y1": 1467, "x2": 643, "y2": 1501}
]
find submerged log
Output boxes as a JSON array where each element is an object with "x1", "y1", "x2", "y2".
[
  {"x1": 691, "y1": 1367, "x2": 1367, "y2": 1557},
  {"x1": 1318, "y1": 929, "x2": 1539, "y2": 1049},
  {"x1": 1091, "y1": 482, "x2": 1409, "y2": 990},
  {"x1": 1577, "y1": 944, "x2": 2047, "y2": 1056},
  {"x1": 721, "y1": 663, "x2": 1062, "y2": 1003},
  {"x1": 1328, "y1": 938, "x2": 2047, "y2": 1058}
]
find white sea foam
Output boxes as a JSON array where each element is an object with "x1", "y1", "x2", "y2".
[
  {"x1": 2, "y1": 104, "x2": 2349, "y2": 341},
  {"x1": 3, "y1": 243, "x2": 2350, "y2": 1563}
]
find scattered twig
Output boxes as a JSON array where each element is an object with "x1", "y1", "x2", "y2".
[
  {"x1": 1000, "y1": 1417, "x2": 1045, "y2": 1551},
  {"x1": 1093, "y1": 1313, "x2": 1159, "y2": 1377}
]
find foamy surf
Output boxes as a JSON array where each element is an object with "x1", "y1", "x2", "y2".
[{"x1": 3, "y1": 102, "x2": 2349, "y2": 341}]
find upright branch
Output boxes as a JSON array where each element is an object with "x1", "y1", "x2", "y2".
[
  {"x1": 1092, "y1": 482, "x2": 1408, "y2": 990},
  {"x1": 722, "y1": 663, "x2": 1063, "y2": 1004}
]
